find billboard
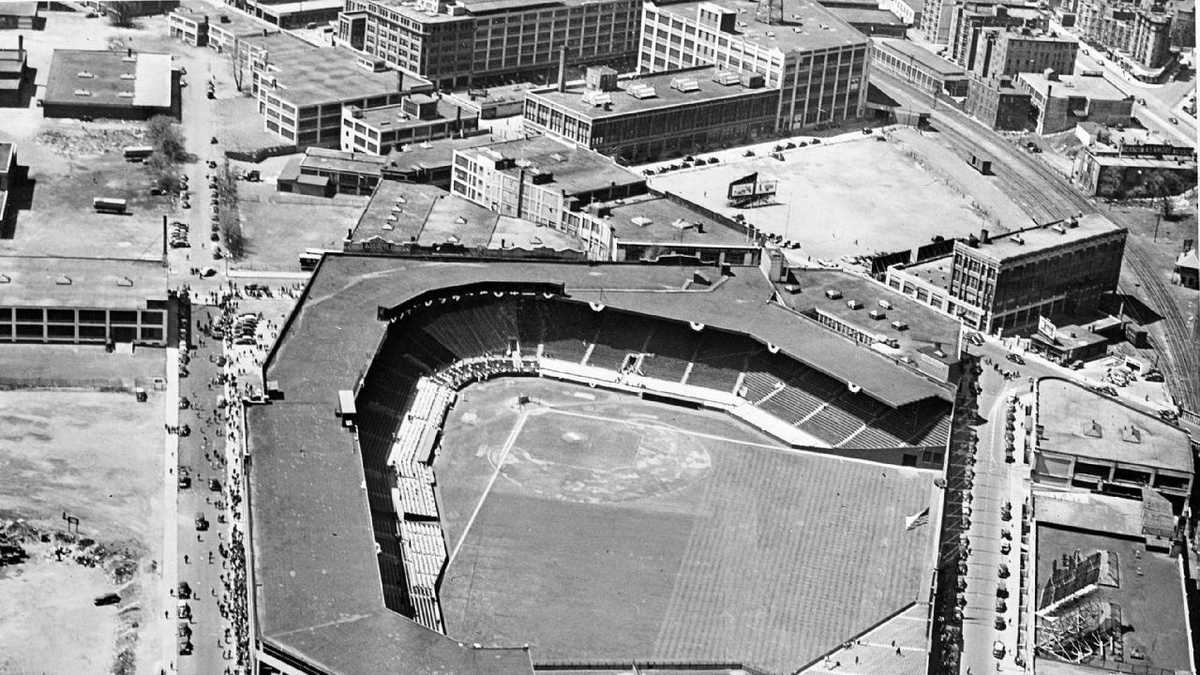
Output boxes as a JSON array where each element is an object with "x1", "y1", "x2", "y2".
[
  {"x1": 1038, "y1": 315, "x2": 1057, "y2": 341},
  {"x1": 727, "y1": 172, "x2": 777, "y2": 199}
]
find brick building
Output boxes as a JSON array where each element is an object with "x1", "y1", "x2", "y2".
[
  {"x1": 522, "y1": 65, "x2": 780, "y2": 163},
  {"x1": 639, "y1": 0, "x2": 870, "y2": 134},
  {"x1": 42, "y1": 49, "x2": 176, "y2": 120},
  {"x1": 1017, "y1": 70, "x2": 1133, "y2": 133},
  {"x1": 342, "y1": 95, "x2": 478, "y2": 155},
  {"x1": 337, "y1": 0, "x2": 641, "y2": 89}
]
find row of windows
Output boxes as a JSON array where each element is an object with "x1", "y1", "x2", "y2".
[{"x1": 0, "y1": 307, "x2": 163, "y2": 324}]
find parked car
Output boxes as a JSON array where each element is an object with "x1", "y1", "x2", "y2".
[
  {"x1": 93, "y1": 592, "x2": 121, "y2": 606},
  {"x1": 177, "y1": 581, "x2": 192, "y2": 599},
  {"x1": 209, "y1": 478, "x2": 221, "y2": 492},
  {"x1": 178, "y1": 467, "x2": 191, "y2": 489},
  {"x1": 194, "y1": 513, "x2": 208, "y2": 531},
  {"x1": 1005, "y1": 353, "x2": 1025, "y2": 365}
]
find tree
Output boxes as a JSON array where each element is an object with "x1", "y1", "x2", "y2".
[
  {"x1": 1129, "y1": 170, "x2": 1190, "y2": 220},
  {"x1": 145, "y1": 151, "x2": 181, "y2": 193},
  {"x1": 216, "y1": 161, "x2": 245, "y2": 259},
  {"x1": 105, "y1": 2, "x2": 137, "y2": 27},
  {"x1": 145, "y1": 115, "x2": 188, "y2": 163},
  {"x1": 228, "y1": 40, "x2": 246, "y2": 93}
]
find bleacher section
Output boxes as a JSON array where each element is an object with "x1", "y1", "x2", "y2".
[{"x1": 352, "y1": 290, "x2": 955, "y2": 634}]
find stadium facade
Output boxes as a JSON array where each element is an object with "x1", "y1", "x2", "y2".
[{"x1": 246, "y1": 254, "x2": 957, "y2": 673}]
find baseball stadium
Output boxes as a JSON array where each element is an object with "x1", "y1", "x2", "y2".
[{"x1": 247, "y1": 255, "x2": 959, "y2": 674}]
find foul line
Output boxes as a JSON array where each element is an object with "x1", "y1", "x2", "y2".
[
  {"x1": 544, "y1": 407, "x2": 784, "y2": 451},
  {"x1": 447, "y1": 410, "x2": 528, "y2": 567}
]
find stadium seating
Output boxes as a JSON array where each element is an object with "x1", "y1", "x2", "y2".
[
  {"x1": 685, "y1": 330, "x2": 761, "y2": 392},
  {"x1": 585, "y1": 313, "x2": 657, "y2": 370},
  {"x1": 541, "y1": 302, "x2": 599, "y2": 363},
  {"x1": 640, "y1": 323, "x2": 700, "y2": 382}
]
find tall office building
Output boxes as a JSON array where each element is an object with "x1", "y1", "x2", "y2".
[
  {"x1": 639, "y1": 0, "x2": 870, "y2": 132},
  {"x1": 338, "y1": 0, "x2": 641, "y2": 88}
]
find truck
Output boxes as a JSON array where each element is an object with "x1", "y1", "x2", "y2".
[
  {"x1": 92, "y1": 197, "x2": 127, "y2": 214},
  {"x1": 123, "y1": 145, "x2": 154, "y2": 162}
]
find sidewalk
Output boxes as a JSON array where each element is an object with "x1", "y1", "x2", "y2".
[{"x1": 161, "y1": 347, "x2": 181, "y2": 674}]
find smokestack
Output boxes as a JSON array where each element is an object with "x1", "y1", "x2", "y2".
[
  {"x1": 162, "y1": 215, "x2": 168, "y2": 267},
  {"x1": 18, "y1": 35, "x2": 23, "y2": 54},
  {"x1": 556, "y1": 47, "x2": 567, "y2": 93},
  {"x1": 397, "y1": 70, "x2": 404, "y2": 93},
  {"x1": 127, "y1": 47, "x2": 133, "y2": 58}
]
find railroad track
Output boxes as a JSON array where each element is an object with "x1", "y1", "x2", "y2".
[{"x1": 919, "y1": 103, "x2": 1199, "y2": 411}]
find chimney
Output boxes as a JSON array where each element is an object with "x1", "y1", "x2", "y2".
[
  {"x1": 1044, "y1": 68, "x2": 1056, "y2": 81},
  {"x1": 980, "y1": 228, "x2": 990, "y2": 243},
  {"x1": 396, "y1": 70, "x2": 404, "y2": 93},
  {"x1": 556, "y1": 47, "x2": 567, "y2": 93},
  {"x1": 18, "y1": 35, "x2": 23, "y2": 54},
  {"x1": 127, "y1": 47, "x2": 133, "y2": 58}
]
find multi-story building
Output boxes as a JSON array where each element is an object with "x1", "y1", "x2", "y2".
[
  {"x1": 337, "y1": 0, "x2": 641, "y2": 89},
  {"x1": 0, "y1": 257, "x2": 173, "y2": 346},
  {"x1": 964, "y1": 27, "x2": 1078, "y2": 129},
  {"x1": 948, "y1": 215, "x2": 1126, "y2": 333},
  {"x1": 950, "y1": 1, "x2": 1047, "y2": 69},
  {"x1": 827, "y1": 6, "x2": 908, "y2": 35},
  {"x1": 168, "y1": 6, "x2": 209, "y2": 46},
  {"x1": 1072, "y1": 140, "x2": 1196, "y2": 196},
  {"x1": 871, "y1": 37, "x2": 970, "y2": 97},
  {"x1": 240, "y1": 32, "x2": 433, "y2": 147},
  {"x1": 881, "y1": 0, "x2": 923, "y2": 24},
  {"x1": 639, "y1": 0, "x2": 871, "y2": 133},
  {"x1": 1016, "y1": 70, "x2": 1133, "y2": 133},
  {"x1": 342, "y1": 95, "x2": 479, "y2": 155},
  {"x1": 522, "y1": 65, "x2": 780, "y2": 162},
  {"x1": 42, "y1": 49, "x2": 177, "y2": 121},
  {"x1": 964, "y1": 74, "x2": 1032, "y2": 128},
  {"x1": 232, "y1": 0, "x2": 343, "y2": 28},
  {"x1": 1072, "y1": 0, "x2": 1173, "y2": 78}
]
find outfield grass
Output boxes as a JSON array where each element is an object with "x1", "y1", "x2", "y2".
[{"x1": 435, "y1": 378, "x2": 934, "y2": 672}]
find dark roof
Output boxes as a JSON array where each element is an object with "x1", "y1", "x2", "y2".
[{"x1": 251, "y1": 255, "x2": 952, "y2": 672}]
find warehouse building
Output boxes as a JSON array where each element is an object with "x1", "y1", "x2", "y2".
[
  {"x1": 42, "y1": 49, "x2": 176, "y2": 120},
  {"x1": 887, "y1": 215, "x2": 1126, "y2": 334},
  {"x1": 0, "y1": 257, "x2": 172, "y2": 346},
  {"x1": 337, "y1": 0, "x2": 641, "y2": 88},
  {"x1": 1016, "y1": 70, "x2": 1133, "y2": 134},
  {"x1": 522, "y1": 65, "x2": 781, "y2": 163},
  {"x1": 1072, "y1": 142, "x2": 1196, "y2": 197},
  {"x1": 1071, "y1": 0, "x2": 1174, "y2": 79},
  {"x1": 241, "y1": 32, "x2": 433, "y2": 147},
  {"x1": 827, "y1": 6, "x2": 907, "y2": 36},
  {"x1": 342, "y1": 94, "x2": 478, "y2": 155},
  {"x1": 640, "y1": 0, "x2": 870, "y2": 133},
  {"x1": 278, "y1": 147, "x2": 387, "y2": 196},
  {"x1": 871, "y1": 38, "x2": 969, "y2": 98}
]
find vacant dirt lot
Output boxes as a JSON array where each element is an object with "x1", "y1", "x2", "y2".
[
  {"x1": 436, "y1": 378, "x2": 935, "y2": 672},
  {"x1": 648, "y1": 132, "x2": 993, "y2": 262},
  {"x1": 0, "y1": 390, "x2": 165, "y2": 674}
]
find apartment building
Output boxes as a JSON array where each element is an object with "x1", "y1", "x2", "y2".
[
  {"x1": 949, "y1": 1, "x2": 1047, "y2": 69},
  {"x1": 342, "y1": 95, "x2": 478, "y2": 155},
  {"x1": 948, "y1": 215, "x2": 1126, "y2": 333},
  {"x1": 1072, "y1": 0, "x2": 1173, "y2": 76},
  {"x1": 523, "y1": 65, "x2": 780, "y2": 162},
  {"x1": 880, "y1": 0, "x2": 922, "y2": 24},
  {"x1": 241, "y1": 32, "x2": 433, "y2": 147},
  {"x1": 963, "y1": 27, "x2": 1078, "y2": 129},
  {"x1": 337, "y1": 0, "x2": 641, "y2": 89},
  {"x1": 640, "y1": 0, "x2": 870, "y2": 132}
]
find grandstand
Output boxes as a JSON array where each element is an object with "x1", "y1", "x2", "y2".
[{"x1": 248, "y1": 257, "x2": 957, "y2": 674}]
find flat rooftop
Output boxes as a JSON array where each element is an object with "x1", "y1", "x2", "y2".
[
  {"x1": 1018, "y1": 72, "x2": 1129, "y2": 101},
  {"x1": 528, "y1": 65, "x2": 778, "y2": 121},
  {"x1": 253, "y1": 0, "x2": 343, "y2": 16},
  {"x1": 960, "y1": 214, "x2": 1125, "y2": 263},
  {"x1": 897, "y1": 255, "x2": 953, "y2": 292},
  {"x1": 783, "y1": 268, "x2": 962, "y2": 365},
  {"x1": 351, "y1": 181, "x2": 581, "y2": 252},
  {"x1": 0, "y1": 256, "x2": 166, "y2": 308},
  {"x1": 354, "y1": 98, "x2": 472, "y2": 130},
  {"x1": 874, "y1": 37, "x2": 967, "y2": 77},
  {"x1": 605, "y1": 193, "x2": 752, "y2": 247},
  {"x1": 244, "y1": 32, "x2": 430, "y2": 107},
  {"x1": 44, "y1": 50, "x2": 172, "y2": 110},
  {"x1": 828, "y1": 6, "x2": 906, "y2": 24},
  {"x1": 384, "y1": 134, "x2": 496, "y2": 174},
  {"x1": 459, "y1": 136, "x2": 643, "y2": 196},
  {"x1": 0, "y1": 142, "x2": 13, "y2": 171},
  {"x1": 652, "y1": 0, "x2": 869, "y2": 53},
  {"x1": 1036, "y1": 377, "x2": 1193, "y2": 474},
  {"x1": 1034, "y1": 524, "x2": 1191, "y2": 673},
  {"x1": 301, "y1": 147, "x2": 386, "y2": 175}
]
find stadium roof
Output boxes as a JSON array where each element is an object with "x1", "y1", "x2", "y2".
[
  {"x1": 650, "y1": 0, "x2": 869, "y2": 53},
  {"x1": 0, "y1": 256, "x2": 166, "y2": 308},
  {"x1": 251, "y1": 255, "x2": 952, "y2": 672},
  {"x1": 1036, "y1": 378, "x2": 1193, "y2": 474},
  {"x1": 527, "y1": 65, "x2": 780, "y2": 121},
  {"x1": 44, "y1": 50, "x2": 173, "y2": 111}
]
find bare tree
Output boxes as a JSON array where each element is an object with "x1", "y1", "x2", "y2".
[
  {"x1": 145, "y1": 115, "x2": 188, "y2": 162},
  {"x1": 228, "y1": 39, "x2": 246, "y2": 93},
  {"x1": 105, "y1": 2, "x2": 137, "y2": 27}
]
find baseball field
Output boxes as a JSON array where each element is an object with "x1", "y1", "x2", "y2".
[{"x1": 435, "y1": 378, "x2": 935, "y2": 672}]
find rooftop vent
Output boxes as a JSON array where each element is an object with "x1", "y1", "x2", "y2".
[
  {"x1": 891, "y1": 319, "x2": 908, "y2": 330},
  {"x1": 670, "y1": 77, "x2": 700, "y2": 92},
  {"x1": 868, "y1": 308, "x2": 887, "y2": 320},
  {"x1": 824, "y1": 288, "x2": 842, "y2": 299},
  {"x1": 581, "y1": 90, "x2": 612, "y2": 107},
  {"x1": 712, "y1": 71, "x2": 740, "y2": 86},
  {"x1": 118, "y1": 91, "x2": 134, "y2": 98},
  {"x1": 120, "y1": 73, "x2": 136, "y2": 80},
  {"x1": 1050, "y1": 224, "x2": 1066, "y2": 234},
  {"x1": 0, "y1": 274, "x2": 9, "y2": 283},
  {"x1": 55, "y1": 275, "x2": 72, "y2": 285},
  {"x1": 116, "y1": 276, "x2": 134, "y2": 287},
  {"x1": 1009, "y1": 234, "x2": 1025, "y2": 245},
  {"x1": 627, "y1": 84, "x2": 657, "y2": 99},
  {"x1": 76, "y1": 71, "x2": 94, "y2": 78},
  {"x1": 878, "y1": 299, "x2": 893, "y2": 309},
  {"x1": 73, "y1": 89, "x2": 91, "y2": 97},
  {"x1": 846, "y1": 299, "x2": 863, "y2": 310}
]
